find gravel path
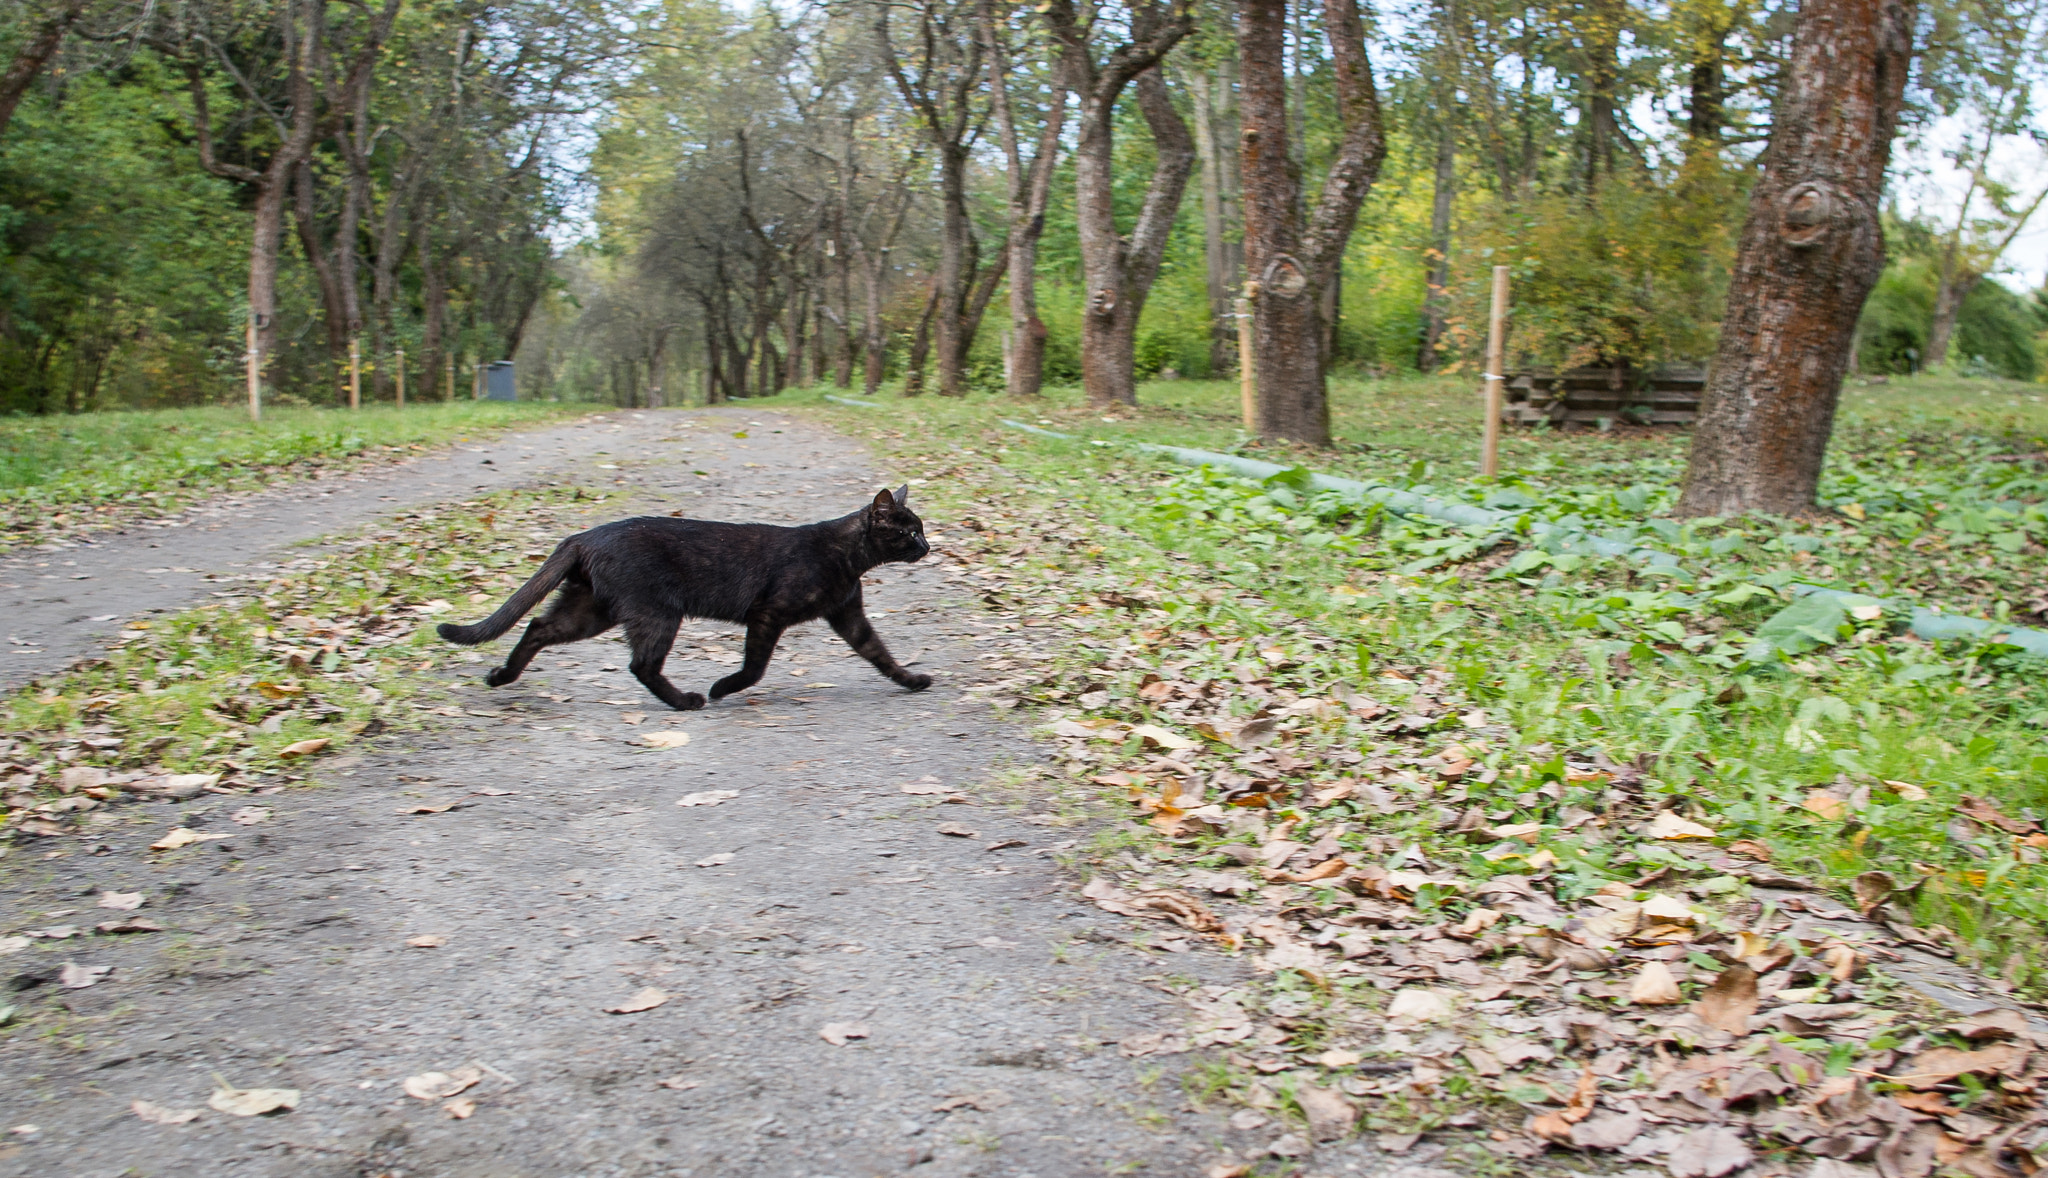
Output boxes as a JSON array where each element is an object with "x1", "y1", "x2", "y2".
[{"x1": 0, "y1": 409, "x2": 1268, "y2": 1178}]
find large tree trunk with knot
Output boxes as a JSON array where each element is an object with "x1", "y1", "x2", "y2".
[{"x1": 1676, "y1": 0, "x2": 1915, "y2": 518}]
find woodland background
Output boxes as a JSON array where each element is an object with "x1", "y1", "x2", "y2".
[{"x1": 1, "y1": 0, "x2": 2044, "y2": 417}]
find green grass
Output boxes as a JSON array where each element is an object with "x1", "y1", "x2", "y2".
[
  {"x1": 750, "y1": 371, "x2": 2048, "y2": 994},
  {"x1": 0, "y1": 402, "x2": 589, "y2": 549}
]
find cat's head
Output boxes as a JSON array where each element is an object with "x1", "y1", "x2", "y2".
[{"x1": 868, "y1": 485, "x2": 929, "y2": 563}]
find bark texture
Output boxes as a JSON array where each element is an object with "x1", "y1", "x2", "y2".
[
  {"x1": 1239, "y1": 0, "x2": 1385, "y2": 444},
  {"x1": 981, "y1": 0, "x2": 1065, "y2": 397},
  {"x1": 1043, "y1": 0, "x2": 1194, "y2": 409},
  {"x1": 1675, "y1": 0, "x2": 1916, "y2": 518}
]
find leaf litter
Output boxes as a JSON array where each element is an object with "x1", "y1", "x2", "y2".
[{"x1": 861, "y1": 413, "x2": 2048, "y2": 1176}]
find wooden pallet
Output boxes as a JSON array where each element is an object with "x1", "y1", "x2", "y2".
[{"x1": 1502, "y1": 363, "x2": 1706, "y2": 427}]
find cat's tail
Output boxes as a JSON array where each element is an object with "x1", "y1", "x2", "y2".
[{"x1": 435, "y1": 542, "x2": 579, "y2": 645}]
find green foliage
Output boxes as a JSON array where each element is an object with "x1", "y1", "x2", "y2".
[{"x1": 0, "y1": 63, "x2": 248, "y2": 413}]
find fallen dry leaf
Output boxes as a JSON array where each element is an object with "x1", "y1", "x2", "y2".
[
  {"x1": 1627, "y1": 961, "x2": 1683, "y2": 1005},
  {"x1": 148, "y1": 828, "x2": 227, "y2": 851},
  {"x1": 1079, "y1": 878, "x2": 1223, "y2": 934},
  {"x1": 1726, "y1": 839, "x2": 1772, "y2": 861},
  {"x1": 130, "y1": 1100, "x2": 201, "y2": 1125},
  {"x1": 1852, "y1": 869, "x2": 1895, "y2": 914},
  {"x1": 0, "y1": 935, "x2": 29, "y2": 955},
  {"x1": 676, "y1": 790, "x2": 738, "y2": 807},
  {"x1": 1802, "y1": 790, "x2": 1848, "y2": 820},
  {"x1": 1130, "y1": 723, "x2": 1198, "y2": 751},
  {"x1": 603, "y1": 988, "x2": 671, "y2": 1014},
  {"x1": 640, "y1": 730, "x2": 691, "y2": 748},
  {"x1": 95, "y1": 918, "x2": 162, "y2": 934},
  {"x1": 98, "y1": 891, "x2": 144, "y2": 910},
  {"x1": 1386, "y1": 988, "x2": 1453, "y2": 1022},
  {"x1": 694, "y1": 852, "x2": 734, "y2": 868},
  {"x1": 819, "y1": 1021, "x2": 870, "y2": 1046},
  {"x1": 399, "y1": 802, "x2": 460, "y2": 815},
  {"x1": 1948, "y1": 1009, "x2": 2029, "y2": 1040},
  {"x1": 1295, "y1": 1084, "x2": 1356, "y2": 1142},
  {"x1": 403, "y1": 1068, "x2": 482, "y2": 1100},
  {"x1": 657, "y1": 1075, "x2": 699, "y2": 1091},
  {"x1": 900, "y1": 776, "x2": 947, "y2": 794},
  {"x1": 1664, "y1": 1125, "x2": 1751, "y2": 1178},
  {"x1": 208, "y1": 1080, "x2": 299, "y2": 1117},
  {"x1": 620, "y1": 711, "x2": 646, "y2": 725},
  {"x1": 1570, "y1": 1111, "x2": 1643, "y2": 1150},
  {"x1": 442, "y1": 1097, "x2": 476, "y2": 1119},
  {"x1": 58, "y1": 962, "x2": 110, "y2": 989},
  {"x1": 277, "y1": 738, "x2": 329, "y2": 758},
  {"x1": 407, "y1": 935, "x2": 446, "y2": 948},
  {"x1": 1316, "y1": 1049, "x2": 1363, "y2": 1068},
  {"x1": 1895, "y1": 1044, "x2": 2028, "y2": 1089},
  {"x1": 1958, "y1": 794, "x2": 2037, "y2": 835},
  {"x1": 1646, "y1": 811, "x2": 1716, "y2": 839},
  {"x1": 937, "y1": 824, "x2": 979, "y2": 838},
  {"x1": 1691, "y1": 963, "x2": 1758, "y2": 1034},
  {"x1": 1640, "y1": 893, "x2": 1697, "y2": 922},
  {"x1": 1884, "y1": 779, "x2": 1932, "y2": 801},
  {"x1": 1821, "y1": 943, "x2": 1862, "y2": 982}
]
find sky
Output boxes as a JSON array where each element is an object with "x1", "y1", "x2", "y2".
[{"x1": 1892, "y1": 112, "x2": 2048, "y2": 293}]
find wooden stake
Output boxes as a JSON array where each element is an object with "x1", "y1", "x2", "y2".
[
  {"x1": 347, "y1": 336, "x2": 361, "y2": 410},
  {"x1": 1481, "y1": 264, "x2": 1509, "y2": 479},
  {"x1": 245, "y1": 315, "x2": 261, "y2": 423},
  {"x1": 395, "y1": 347, "x2": 406, "y2": 408},
  {"x1": 1237, "y1": 284, "x2": 1258, "y2": 431}
]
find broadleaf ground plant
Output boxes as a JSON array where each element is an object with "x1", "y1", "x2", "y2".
[{"x1": 789, "y1": 370, "x2": 2048, "y2": 1171}]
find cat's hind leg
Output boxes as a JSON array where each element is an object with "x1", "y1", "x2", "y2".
[
  {"x1": 486, "y1": 585, "x2": 613, "y2": 687},
  {"x1": 624, "y1": 616, "x2": 704, "y2": 711},
  {"x1": 709, "y1": 620, "x2": 784, "y2": 700},
  {"x1": 826, "y1": 601, "x2": 931, "y2": 692}
]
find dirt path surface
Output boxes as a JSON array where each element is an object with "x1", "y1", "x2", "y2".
[
  {"x1": 0, "y1": 409, "x2": 1285, "y2": 1178},
  {"x1": 0, "y1": 410, "x2": 664, "y2": 692}
]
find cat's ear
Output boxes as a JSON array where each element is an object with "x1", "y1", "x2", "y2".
[
  {"x1": 872, "y1": 488, "x2": 896, "y2": 513},
  {"x1": 893, "y1": 484, "x2": 910, "y2": 507}
]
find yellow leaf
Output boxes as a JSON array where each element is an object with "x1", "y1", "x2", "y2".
[{"x1": 1645, "y1": 811, "x2": 1715, "y2": 840}]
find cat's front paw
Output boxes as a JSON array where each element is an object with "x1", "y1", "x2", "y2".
[
  {"x1": 899, "y1": 672, "x2": 933, "y2": 692},
  {"x1": 484, "y1": 666, "x2": 516, "y2": 687},
  {"x1": 673, "y1": 692, "x2": 706, "y2": 711}
]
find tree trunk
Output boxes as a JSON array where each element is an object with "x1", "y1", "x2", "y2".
[
  {"x1": 982, "y1": 0, "x2": 1066, "y2": 397},
  {"x1": 1192, "y1": 67, "x2": 1236, "y2": 376},
  {"x1": 0, "y1": 0, "x2": 86, "y2": 144},
  {"x1": 1926, "y1": 266, "x2": 1982, "y2": 370},
  {"x1": 904, "y1": 281, "x2": 939, "y2": 397},
  {"x1": 1418, "y1": 116, "x2": 1455, "y2": 370},
  {"x1": 1072, "y1": 68, "x2": 1193, "y2": 407},
  {"x1": 1240, "y1": 0, "x2": 1387, "y2": 445},
  {"x1": 292, "y1": 160, "x2": 352, "y2": 375},
  {"x1": 1044, "y1": 0, "x2": 1194, "y2": 409},
  {"x1": 422, "y1": 246, "x2": 447, "y2": 400},
  {"x1": 1674, "y1": 0, "x2": 1916, "y2": 518},
  {"x1": 1583, "y1": 0, "x2": 1622, "y2": 195}
]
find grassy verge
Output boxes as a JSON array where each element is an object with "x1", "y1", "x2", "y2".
[
  {"x1": 0, "y1": 485, "x2": 618, "y2": 834},
  {"x1": 0, "y1": 402, "x2": 591, "y2": 551},
  {"x1": 752, "y1": 373, "x2": 2048, "y2": 1170}
]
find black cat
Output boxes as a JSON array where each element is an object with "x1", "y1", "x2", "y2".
[{"x1": 437, "y1": 487, "x2": 932, "y2": 710}]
